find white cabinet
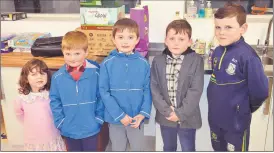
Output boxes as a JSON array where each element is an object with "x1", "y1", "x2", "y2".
[
  {"x1": 265, "y1": 89, "x2": 273, "y2": 151},
  {"x1": 1, "y1": 67, "x2": 24, "y2": 148},
  {"x1": 265, "y1": 108, "x2": 273, "y2": 151},
  {"x1": 249, "y1": 78, "x2": 273, "y2": 151}
]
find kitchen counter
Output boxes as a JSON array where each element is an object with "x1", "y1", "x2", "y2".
[
  {"x1": 264, "y1": 65, "x2": 273, "y2": 77},
  {"x1": 148, "y1": 43, "x2": 273, "y2": 76}
]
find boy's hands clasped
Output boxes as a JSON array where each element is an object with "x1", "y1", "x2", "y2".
[
  {"x1": 166, "y1": 106, "x2": 179, "y2": 122},
  {"x1": 120, "y1": 114, "x2": 145, "y2": 128},
  {"x1": 120, "y1": 114, "x2": 133, "y2": 126},
  {"x1": 131, "y1": 114, "x2": 145, "y2": 128}
]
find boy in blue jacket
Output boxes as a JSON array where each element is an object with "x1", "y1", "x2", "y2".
[
  {"x1": 50, "y1": 31, "x2": 104, "y2": 151},
  {"x1": 207, "y1": 4, "x2": 268, "y2": 151},
  {"x1": 99, "y1": 18, "x2": 152, "y2": 151}
]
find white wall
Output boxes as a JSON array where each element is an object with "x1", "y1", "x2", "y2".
[
  {"x1": 1, "y1": 2, "x2": 273, "y2": 45},
  {"x1": 141, "y1": 0, "x2": 273, "y2": 45}
]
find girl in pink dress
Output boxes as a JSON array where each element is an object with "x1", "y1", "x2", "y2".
[{"x1": 13, "y1": 59, "x2": 66, "y2": 151}]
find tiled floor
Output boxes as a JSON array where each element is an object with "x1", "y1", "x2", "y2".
[{"x1": 105, "y1": 136, "x2": 155, "y2": 151}]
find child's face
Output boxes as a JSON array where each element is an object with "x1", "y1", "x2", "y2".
[
  {"x1": 27, "y1": 68, "x2": 48, "y2": 93},
  {"x1": 214, "y1": 16, "x2": 247, "y2": 46},
  {"x1": 63, "y1": 49, "x2": 88, "y2": 68},
  {"x1": 165, "y1": 28, "x2": 192, "y2": 56},
  {"x1": 112, "y1": 28, "x2": 140, "y2": 54}
]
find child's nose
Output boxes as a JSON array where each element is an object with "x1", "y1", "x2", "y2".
[
  {"x1": 71, "y1": 55, "x2": 77, "y2": 60},
  {"x1": 37, "y1": 73, "x2": 43, "y2": 78},
  {"x1": 174, "y1": 39, "x2": 180, "y2": 45},
  {"x1": 219, "y1": 29, "x2": 225, "y2": 35},
  {"x1": 123, "y1": 40, "x2": 129, "y2": 44}
]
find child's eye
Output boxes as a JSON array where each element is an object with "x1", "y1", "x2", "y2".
[
  {"x1": 170, "y1": 37, "x2": 174, "y2": 41},
  {"x1": 65, "y1": 53, "x2": 70, "y2": 56},
  {"x1": 129, "y1": 36, "x2": 133, "y2": 40},
  {"x1": 30, "y1": 73, "x2": 37, "y2": 76},
  {"x1": 215, "y1": 26, "x2": 221, "y2": 29},
  {"x1": 75, "y1": 53, "x2": 80, "y2": 56},
  {"x1": 118, "y1": 36, "x2": 123, "y2": 39},
  {"x1": 225, "y1": 26, "x2": 232, "y2": 29},
  {"x1": 180, "y1": 38, "x2": 184, "y2": 41}
]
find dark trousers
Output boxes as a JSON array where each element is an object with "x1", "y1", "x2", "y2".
[
  {"x1": 64, "y1": 134, "x2": 98, "y2": 151},
  {"x1": 160, "y1": 125, "x2": 196, "y2": 151},
  {"x1": 210, "y1": 123, "x2": 250, "y2": 151}
]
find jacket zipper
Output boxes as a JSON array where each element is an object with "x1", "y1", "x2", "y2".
[
  {"x1": 237, "y1": 104, "x2": 240, "y2": 113},
  {"x1": 125, "y1": 64, "x2": 128, "y2": 72},
  {"x1": 76, "y1": 81, "x2": 79, "y2": 96},
  {"x1": 125, "y1": 63, "x2": 133, "y2": 117},
  {"x1": 218, "y1": 47, "x2": 227, "y2": 70}
]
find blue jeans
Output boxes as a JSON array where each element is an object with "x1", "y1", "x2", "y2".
[
  {"x1": 64, "y1": 134, "x2": 98, "y2": 151},
  {"x1": 160, "y1": 125, "x2": 196, "y2": 151}
]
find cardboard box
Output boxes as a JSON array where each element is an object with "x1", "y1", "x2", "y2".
[
  {"x1": 76, "y1": 27, "x2": 116, "y2": 56},
  {"x1": 80, "y1": 5, "x2": 125, "y2": 26}
]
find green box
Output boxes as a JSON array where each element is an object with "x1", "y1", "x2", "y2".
[{"x1": 80, "y1": 5, "x2": 125, "y2": 26}]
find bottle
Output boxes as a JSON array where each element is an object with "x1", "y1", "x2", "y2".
[
  {"x1": 187, "y1": 0, "x2": 197, "y2": 19},
  {"x1": 174, "y1": 11, "x2": 181, "y2": 20},
  {"x1": 198, "y1": 0, "x2": 205, "y2": 18},
  {"x1": 205, "y1": 1, "x2": 213, "y2": 18}
]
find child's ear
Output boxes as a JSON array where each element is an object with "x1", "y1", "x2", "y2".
[
  {"x1": 111, "y1": 37, "x2": 116, "y2": 45},
  {"x1": 188, "y1": 38, "x2": 193, "y2": 47},
  {"x1": 85, "y1": 51, "x2": 89, "y2": 57},
  {"x1": 164, "y1": 37, "x2": 168, "y2": 46},
  {"x1": 135, "y1": 37, "x2": 140, "y2": 45},
  {"x1": 240, "y1": 23, "x2": 248, "y2": 35}
]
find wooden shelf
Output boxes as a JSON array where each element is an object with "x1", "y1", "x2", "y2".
[{"x1": 1, "y1": 52, "x2": 105, "y2": 69}]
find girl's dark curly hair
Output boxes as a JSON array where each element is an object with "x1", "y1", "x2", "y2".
[{"x1": 18, "y1": 59, "x2": 51, "y2": 95}]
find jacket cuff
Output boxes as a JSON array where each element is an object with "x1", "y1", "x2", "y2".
[
  {"x1": 140, "y1": 111, "x2": 150, "y2": 119},
  {"x1": 164, "y1": 108, "x2": 173, "y2": 118},
  {"x1": 95, "y1": 116, "x2": 104, "y2": 125},
  {"x1": 174, "y1": 109, "x2": 183, "y2": 122},
  {"x1": 114, "y1": 112, "x2": 126, "y2": 122},
  {"x1": 57, "y1": 118, "x2": 65, "y2": 130}
]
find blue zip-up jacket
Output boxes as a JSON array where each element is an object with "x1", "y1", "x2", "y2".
[
  {"x1": 99, "y1": 49, "x2": 152, "y2": 124},
  {"x1": 50, "y1": 59, "x2": 104, "y2": 139},
  {"x1": 207, "y1": 37, "x2": 268, "y2": 132}
]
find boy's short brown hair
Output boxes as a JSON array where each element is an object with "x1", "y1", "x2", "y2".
[
  {"x1": 166, "y1": 19, "x2": 192, "y2": 39},
  {"x1": 62, "y1": 31, "x2": 88, "y2": 52},
  {"x1": 112, "y1": 18, "x2": 139, "y2": 38},
  {"x1": 214, "y1": 3, "x2": 246, "y2": 26}
]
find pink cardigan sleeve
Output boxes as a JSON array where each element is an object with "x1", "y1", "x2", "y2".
[{"x1": 13, "y1": 98, "x2": 24, "y2": 124}]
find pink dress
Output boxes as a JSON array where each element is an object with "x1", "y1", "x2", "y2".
[{"x1": 13, "y1": 90, "x2": 66, "y2": 151}]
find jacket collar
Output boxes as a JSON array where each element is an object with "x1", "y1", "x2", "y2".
[
  {"x1": 110, "y1": 49, "x2": 142, "y2": 59},
  {"x1": 60, "y1": 59, "x2": 98, "y2": 80},
  {"x1": 162, "y1": 47, "x2": 195, "y2": 58}
]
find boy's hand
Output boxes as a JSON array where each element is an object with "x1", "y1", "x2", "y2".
[
  {"x1": 166, "y1": 112, "x2": 179, "y2": 122},
  {"x1": 120, "y1": 115, "x2": 133, "y2": 126},
  {"x1": 130, "y1": 114, "x2": 145, "y2": 128}
]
